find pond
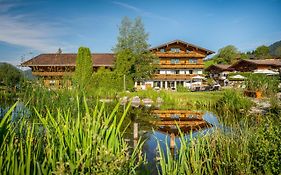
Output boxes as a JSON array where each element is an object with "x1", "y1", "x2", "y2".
[
  {"x1": 123, "y1": 108, "x2": 220, "y2": 173},
  {"x1": 0, "y1": 102, "x2": 30, "y2": 121},
  {"x1": 1, "y1": 101, "x2": 220, "y2": 174}
]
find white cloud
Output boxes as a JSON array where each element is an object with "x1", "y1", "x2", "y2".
[
  {"x1": 113, "y1": 1, "x2": 142, "y2": 13},
  {"x1": 112, "y1": 1, "x2": 179, "y2": 25},
  {"x1": 0, "y1": 1, "x2": 74, "y2": 52},
  {"x1": 0, "y1": 14, "x2": 67, "y2": 52}
]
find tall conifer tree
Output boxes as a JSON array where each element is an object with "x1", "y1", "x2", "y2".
[
  {"x1": 114, "y1": 17, "x2": 156, "y2": 84},
  {"x1": 74, "y1": 47, "x2": 93, "y2": 88}
]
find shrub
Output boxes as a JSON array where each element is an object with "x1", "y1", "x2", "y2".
[
  {"x1": 249, "y1": 115, "x2": 281, "y2": 174},
  {"x1": 245, "y1": 74, "x2": 279, "y2": 97},
  {"x1": 176, "y1": 85, "x2": 190, "y2": 92},
  {"x1": 214, "y1": 89, "x2": 253, "y2": 115}
]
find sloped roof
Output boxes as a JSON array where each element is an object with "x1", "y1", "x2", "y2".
[
  {"x1": 246, "y1": 59, "x2": 281, "y2": 66},
  {"x1": 230, "y1": 59, "x2": 281, "y2": 68},
  {"x1": 205, "y1": 64, "x2": 231, "y2": 72},
  {"x1": 21, "y1": 53, "x2": 115, "y2": 67},
  {"x1": 149, "y1": 39, "x2": 215, "y2": 55}
]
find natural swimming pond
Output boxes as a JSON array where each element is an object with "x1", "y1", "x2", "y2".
[
  {"x1": 122, "y1": 108, "x2": 220, "y2": 173},
  {"x1": 0, "y1": 101, "x2": 220, "y2": 174}
]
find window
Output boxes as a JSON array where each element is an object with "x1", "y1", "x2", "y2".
[
  {"x1": 171, "y1": 59, "x2": 180, "y2": 64},
  {"x1": 175, "y1": 70, "x2": 180, "y2": 74},
  {"x1": 160, "y1": 48, "x2": 165, "y2": 53},
  {"x1": 170, "y1": 48, "x2": 180, "y2": 53},
  {"x1": 186, "y1": 49, "x2": 190, "y2": 53},
  {"x1": 189, "y1": 58, "x2": 198, "y2": 64},
  {"x1": 189, "y1": 70, "x2": 193, "y2": 74},
  {"x1": 49, "y1": 80, "x2": 55, "y2": 86}
]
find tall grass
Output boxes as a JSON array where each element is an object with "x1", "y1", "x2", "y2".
[
  {"x1": 157, "y1": 127, "x2": 253, "y2": 175},
  {"x1": 0, "y1": 97, "x2": 144, "y2": 174},
  {"x1": 157, "y1": 118, "x2": 281, "y2": 175},
  {"x1": 214, "y1": 89, "x2": 253, "y2": 122}
]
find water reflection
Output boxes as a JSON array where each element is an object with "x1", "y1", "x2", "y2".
[
  {"x1": 127, "y1": 109, "x2": 219, "y2": 174},
  {"x1": 0, "y1": 102, "x2": 30, "y2": 121},
  {"x1": 152, "y1": 110, "x2": 211, "y2": 136}
]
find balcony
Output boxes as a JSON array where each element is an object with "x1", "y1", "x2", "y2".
[
  {"x1": 152, "y1": 74, "x2": 203, "y2": 80},
  {"x1": 32, "y1": 71, "x2": 73, "y2": 76},
  {"x1": 159, "y1": 64, "x2": 204, "y2": 69},
  {"x1": 155, "y1": 52, "x2": 205, "y2": 58}
]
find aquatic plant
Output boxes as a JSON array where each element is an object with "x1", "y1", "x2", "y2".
[
  {"x1": 245, "y1": 74, "x2": 279, "y2": 97},
  {"x1": 214, "y1": 89, "x2": 253, "y2": 116},
  {"x1": 0, "y1": 98, "x2": 144, "y2": 174},
  {"x1": 156, "y1": 127, "x2": 252, "y2": 175}
]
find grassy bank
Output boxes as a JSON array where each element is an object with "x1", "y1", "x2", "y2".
[{"x1": 119, "y1": 90, "x2": 224, "y2": 110}]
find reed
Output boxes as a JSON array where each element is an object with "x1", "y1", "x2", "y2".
[
  {"x1": 156, "y1": 110, "x2": 281, "y2": 175},
  {"x1": 157, "y1": 126, "x2": 253, "y2": 175},
  {"x1": 0, "y1": 97, "x2": 144, "y2": 174}
]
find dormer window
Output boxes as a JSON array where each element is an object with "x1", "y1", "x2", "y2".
[
  {"x1": 186, "y1": 49, "x2": 191, "y2": 53},
  {"x1": 160, "y1": 48, "x2": 165, "y2": 53},
  {"x1": 170, "y1": 48, "x2": 180, "y2": 53}
]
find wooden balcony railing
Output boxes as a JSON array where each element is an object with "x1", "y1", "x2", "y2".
[
  {"x1": 153, "y1": 110, "x2": 203, "y2": 119},
  {"x1": 32, "y1": 71, "x2": 73, "y2": 76},
  {"x1": 154, "y1": 52, "x2": 205, "y2": 58},
  {"x1": 153, "y1": 120, "x2": 207, "y2": 126},
  {"x1": 152, "y1": 74, "x2": 204, "y2": 80},
  {"x1": 159, "y1": 64, "x2": 204, "y2": 69}
]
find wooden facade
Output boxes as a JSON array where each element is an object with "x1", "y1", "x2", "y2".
[
  {"x1": 229, "y1": 59, "x2": 281, "y2": 72},
  {"x1": 21, "y1": 53, "x2": 115, "y2": 88},
  {"x1": 136, "y1": 40, "x2": 214, "y2": 90},
  {"x1": 21, "y1": 40, "x2": 215, "y2": 89}
]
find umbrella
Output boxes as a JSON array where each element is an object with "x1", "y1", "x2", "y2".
[
  {"x1": 254, "y1": 69, "x2": 279, "y2": 75},
  {"x1": 229, "y1": 75, "x2": 246, "y2": 80},
  {"x1": 192, "y1": 75, "x2": 205, "y2": 79}
]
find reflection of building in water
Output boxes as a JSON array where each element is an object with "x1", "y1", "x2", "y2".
[
  {"x1": 152, "y1": 110, "x2": 212, "y2": 152},
  {"x1": 152, "y1": 110, "x2": 211, "y2": 135}
]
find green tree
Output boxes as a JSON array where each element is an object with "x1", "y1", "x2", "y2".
[
  {"x1": 254, "y1": 45, "x2": 271, "y2": 59},
  {"x1": 240, "y1": 53, "x2": 249, "y2": 60},
  {"x1": 0, "y1": 63, "x2": 23, "y2": 89},
  {"x1": 113, "y1": 16, "x2": 133, "y2": 53},
  {"x1": 113, "y1": 17, "x2": 156, "y2": 86},
  {"x1": 131, "y1": 17, "x2": 149, "y2": 54},
  {"x1": 91, "y1": 67, "x2": 127, "y2": 94},
  {"x1": 73, "y1": 47, "x2": 93, "y2": 89},
  {"x1": 212, "y1": 45, "x2": 239, "y2": 64}
]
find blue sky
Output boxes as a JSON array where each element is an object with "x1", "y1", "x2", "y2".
[{"x1": 0, "y1": 0, "x2": 281, "y2": 66}]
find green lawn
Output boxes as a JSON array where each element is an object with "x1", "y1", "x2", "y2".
[{"x1": 119, "y1": 90, "x2": 224, "y2": 110}]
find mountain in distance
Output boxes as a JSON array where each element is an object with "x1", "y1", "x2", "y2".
[
  {"x1": 269, "y1": 40, "x2": 281, "y2": 57},
  {"x1": 0, "y1": 62, "x2": 35, "y2": 80}
]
